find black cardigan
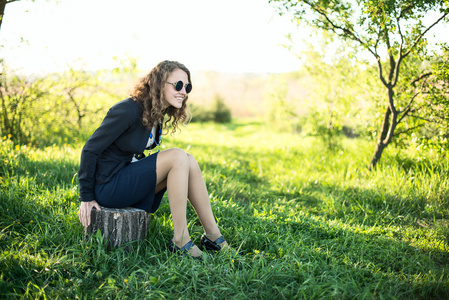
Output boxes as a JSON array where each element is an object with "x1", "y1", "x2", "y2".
[{"x1": 78, "y1": 98, "x2": 160, "y2": 202}]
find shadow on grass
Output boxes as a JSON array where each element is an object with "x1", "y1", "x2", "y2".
[
  {"x1": 206, "y1": 192, "x2": 449, "y2": 298},
  {"x1": 393, "y1": 154, "x2": 449, "y2": 176},
  {"x1": 198, "y1": 154, "x2": 445, "y2": 227},
  {"x1": 0, "y1": 149, "x2": 81, "y2": 242},
  {"x1": 2, "y1": 133, "x2": 448, "y2": 298},
  {"x1": 177, "y1": 143, "x2": 449, "y2": 296},
  {"x1": 300, "y1": 181, "x2": 448, "y2": 225},
  {"x1": 1, "y1": 151, "x2": 79, "y2": 188}
]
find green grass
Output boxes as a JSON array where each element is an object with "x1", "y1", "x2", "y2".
[{"x1": 1, "y1": 120, "x2": 448, "y2": 299}]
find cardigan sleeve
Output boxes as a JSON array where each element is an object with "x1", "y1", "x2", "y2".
[{"x1": 78, "y1": 101, "x2": 136, "y2": 202}]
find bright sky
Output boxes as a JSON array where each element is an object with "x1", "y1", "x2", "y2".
[{"x1": 1, "y1": 0, "x2": 305, "y2": 75}]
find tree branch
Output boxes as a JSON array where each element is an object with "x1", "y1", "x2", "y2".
[
  {"x1": 402, "y1": 12, "x2": 449, "y2": 59},
  {"x1": 399, "y1": 3, "x2": 414, "y2": 19},
  {"x1": 397, "y1": 70, "x2": 432, "y2": 121},
  {"x1": 396, "y1": 15, "x2": 405, "y2": 45},
  {"x1": 393, "y1": 124, "x2": 426, "y2": 136},
  {"x1": 304, "y1": 2, "x2": 372, "y2": 52},
  {"x1": 409, "y1": 114, "x2": 432, "y2": 122},
  {"x1": 392, "y1": 48, "x2": 405, "y2": 88},
  {"x1": 385, "y1": 30, "x2": 400, "y2": 87},
  {"x1": 391, "y1": 16, "x2": 405, "y2": 88},
  {"x1": 397, "y1": 92, "x2": 420, "y2": 124},
  {"x1": 410, "y1": 72, "x2": 432, "y2": 86},
  {"x1": 375, "y1": 55, "x2": 388, "y2": 87}
]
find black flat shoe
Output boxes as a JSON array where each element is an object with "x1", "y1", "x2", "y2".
[
  {"x1": 168, "y1": 240, "x2": 202, "y2": 259},
  {"x1": 201, "y1": 235, "x2": 244, "y2": 255},
  {"x1": 201, "y1": 235, "x2": 227, "y2": 251}
]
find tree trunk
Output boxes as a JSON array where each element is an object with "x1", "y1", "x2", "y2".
[
  {"x1": 0, "y1": 0, "x2": 6, "y2": 34},
  {"x1": 369, "y1": 88, "x2": 399, "y2": 170},
  {"x1": 1, "y1": 1, "x2": 22, "y2": 36},
  {"x1": 86, "y1": 207, "x2": 151, "y2": 250},
  {"x1": 369, "y1": 107, "x2": 389, "y2": 170}
]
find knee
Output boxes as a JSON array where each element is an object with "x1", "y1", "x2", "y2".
[
  {"x1": 187, "y1": 153, "x2": 200, "y2": 171},
  {"x1": 170, "y1": 148, "x2": 189, "y2": 168},
  {"x1": 187, "y1": 153, "x2": 196, "y2": 163}
]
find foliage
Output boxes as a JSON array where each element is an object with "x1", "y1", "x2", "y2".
[
  {"x1": 269, "y1": 0, "x2": 449, "y2": 169},
  {"x1": 190, "y1": 94, "x2": 232, "y2": 123},
  {"x1": 264, "y1": 47, "x2": 386, "y2": 149},
  {"x1": 0, "y1": 66, "x2": 120, "y2": 146},
  {"x1": 212, "y1": 94, "x2": 232, "y2": 123},
  {"x1": 1, "y1": 121, "x2": 448, "y2": 299},
  {"x1": 264, "y1": 75, "x2": 298, "y2": 132},
  {"x1": 299, "y1": 44, "x2": 381, "y2": 149},
  {"x1": 189, "y1": 102, "x2": 212, "y2": 122},
  {"x1": 0, "y1": 69, "x2": 50, "y2": 144},
  {"x1": 415, "y1": 44, "x2": 449, "y2": 151}
]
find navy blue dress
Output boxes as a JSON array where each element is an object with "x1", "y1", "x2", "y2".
[{"x1": 78, "y1": 98, "x2": 166, "y2": 213}]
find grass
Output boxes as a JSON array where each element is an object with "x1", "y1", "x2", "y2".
[{"x1": 1, "y1": 120, "x2": 448, "y2": 299}]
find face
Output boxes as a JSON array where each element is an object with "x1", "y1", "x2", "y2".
[{"x1": 162, "y1": 68, "x2": 190, "y2": 109}]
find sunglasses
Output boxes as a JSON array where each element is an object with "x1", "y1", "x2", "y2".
[{"x1": 166, "y1": 81, "x2": 192, "y2": 94}]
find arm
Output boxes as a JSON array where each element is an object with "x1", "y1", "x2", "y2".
[
  {"x1": 78, "y1": 100, "x2": 137, "y2": 226},
  {"x1": 78, "y1": 101, "x2": 135, "y2": 202}
]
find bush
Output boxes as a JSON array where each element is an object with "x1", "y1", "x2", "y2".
[
  {"x1": 264, "y1": 78, "x2": 298, "y2": 132},
  {"x1": 0, "y1": 67, "x2": 118, "y2": 146},
  {"x1": 190, "y1": 94, "x2": 232, "y2": 123},
  {"x1": 189, "y1": 103, "x2": 213, "y2": 122},
  {"x1": 212, "y1": 94, "x2": 232, "y2": 123}
]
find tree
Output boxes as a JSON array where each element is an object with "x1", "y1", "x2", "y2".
[
  {"x1": 0, "y1": 0, "x2": 20, "y2": 34},
  {"x1": 269, "y1": 0, "x2": 449, "y2": 169},
  {"x1": 1, "y1": 1, "x2": 53, "y2": 36}
]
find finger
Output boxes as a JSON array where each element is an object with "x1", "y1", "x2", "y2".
[
  {"x1": 83, "y1": 209, "x2": 89, "y2": 227},
  {"x1": 79, "y1": 207, "x2": 85, "y2": 226},
  {"x1": 81, "y1": 215, "x2": 86, "y2": 227},
  {"x1": 86, "y1": 205, "x2": 94, "y2": 227}
]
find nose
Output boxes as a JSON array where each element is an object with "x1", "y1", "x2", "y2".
[{"x1": 179, "y1": 86, "x2": 187, "y2": 94}]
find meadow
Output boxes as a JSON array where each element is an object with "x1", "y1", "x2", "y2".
[{"x1": 0, "y1": 120, "x2": 448, "y2": 299}]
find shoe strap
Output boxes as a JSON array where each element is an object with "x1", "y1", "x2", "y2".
[
  {"x1": 170, "y1": 240, "x2": 195, "y2": 253},
  {"x1": 180, "y1": 240, "x2": 195, "y2": 251},
  {"x1": 213, "y1": 236, "x2": 226, "y2": 245}
]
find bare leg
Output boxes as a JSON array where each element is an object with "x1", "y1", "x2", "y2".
[
  {"x1": 155, "y1": 148, "x2": 202, "y2": 256},
  {"x1": 186, "y1": 154, "x2": 223, "y2": 241},
  {"x1": 156, "y1": 151, "x2": 225, "y2": 244}
]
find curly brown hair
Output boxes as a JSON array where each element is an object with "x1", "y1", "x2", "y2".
[{"x1": 130, "y1": 60, "x2": 191, "y2": 133}]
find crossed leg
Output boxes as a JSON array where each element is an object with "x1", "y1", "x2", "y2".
[{"x1": 155, "y1": 148, "x2": 223, "y2": 256}]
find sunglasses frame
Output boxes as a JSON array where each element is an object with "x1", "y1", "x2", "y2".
[{"x1": 166, "y1": 81, "x2": 192, "y2": 94}]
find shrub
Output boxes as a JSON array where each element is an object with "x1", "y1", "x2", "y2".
[
  {"x1": 190, "y1": 94, "x2": 232, "y2": 123},
  {"x1": 212, "y1": 94, "x2": 232, "y2": 123}
]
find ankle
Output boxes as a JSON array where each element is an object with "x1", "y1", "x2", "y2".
[
  {"x1": 203, "y1": 233, "x2": 222, "y2": 242},
  {"x1": 172, "y1": 236, "x2": 191, "y2": 248}
]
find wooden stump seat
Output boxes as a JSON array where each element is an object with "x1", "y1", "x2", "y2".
[{"x1": 85, "y1": 207, "x2": 151, "y2": 249}]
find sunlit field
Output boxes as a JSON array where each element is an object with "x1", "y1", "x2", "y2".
[{"x1": 1, "y1": 120, "x2": 448, "y2": 299}]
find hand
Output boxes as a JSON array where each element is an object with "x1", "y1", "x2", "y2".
[{"x1": 78, "y1": 200, "x2": 101, "y2": 228}]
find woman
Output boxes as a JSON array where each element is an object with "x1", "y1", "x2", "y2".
[{"x1": 78, "y1": 60, "x2": 229, "y2": 258}]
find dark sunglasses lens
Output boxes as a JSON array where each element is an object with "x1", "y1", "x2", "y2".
[
  {"x1": 175, "y1": 81, "x2": 183, "y2": 91},
  {"x1": 186, "y1": 83, "x2": 192, "y2": 94}
]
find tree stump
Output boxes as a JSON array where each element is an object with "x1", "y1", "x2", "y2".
[{"x1": 85, "y1": 207, "x2": 151, "y2": 249}]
